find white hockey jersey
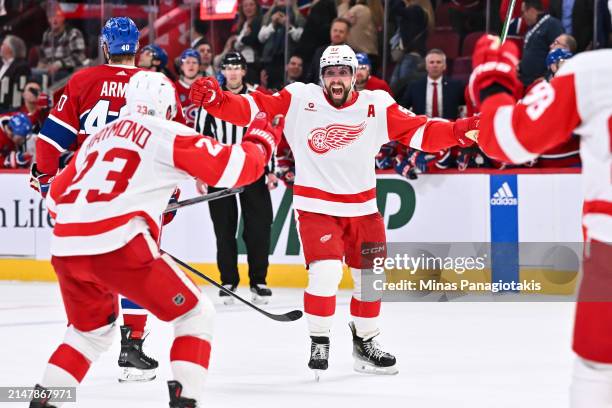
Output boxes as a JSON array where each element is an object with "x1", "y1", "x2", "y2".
[
  {"x1": 46, "y1": 114, "x2": 268, "y2": 256},
  {"x1": 205, "y1": 83, "x2": 470, "y2": 216},
  {"x1": 477, "y1": 49, "x2": 612, "y2": 242}
]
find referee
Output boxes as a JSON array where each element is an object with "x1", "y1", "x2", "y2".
[{"x1": 195, "y1": 52, "x2": 277, "y2": 304}]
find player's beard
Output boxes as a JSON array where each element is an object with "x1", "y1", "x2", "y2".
[{"x1": 325, "y1": 81, "x2": 351, "y2": 107}]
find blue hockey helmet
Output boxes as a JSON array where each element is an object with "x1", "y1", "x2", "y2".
[
  {"x1": 100, "y1": 17, "x2": 140, "y2": 55},
  {"x1": 180, "y1": 48, "x2": 201, "y2": 64},
  {"x1": 355, "y1": 52, "x2": 371, "y2": 68},
  {"x1": 546, "y1": 48, "x2": 573, "y2": 68},
  {"x1": 7, "y1": 113, "x2": 33, "y2": 137},
  {"x1": 141, "y1": 44, "x2": 169, "y2": 68}
]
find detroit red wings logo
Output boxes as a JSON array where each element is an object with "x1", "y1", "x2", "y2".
[{"x1": 307, "y1": 122, "x2": 367, "y2": 154}]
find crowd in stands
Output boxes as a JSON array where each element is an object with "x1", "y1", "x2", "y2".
[{"x1": 1, "y1": 0, "x2": 611, "y2": 174}]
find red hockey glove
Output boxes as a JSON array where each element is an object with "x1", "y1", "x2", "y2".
[
  {"x1": 162, "y1": 188, "x2": 181, "y2": 225},
  {"x1": 242, "y1": 112, "x2": 285, "y2": 163},
  {"x1": 29, "y1": 163, "x2": 54, "y2": 198},
  {"x1": 468, "y1": 35, "x2": 522, "y2": 110},
  {"x1": 453, "y1": 115, "x2": 479, "y2": 146},
  {"x1": 190, "y1": 76, "x2": 224, "y2": 108}
]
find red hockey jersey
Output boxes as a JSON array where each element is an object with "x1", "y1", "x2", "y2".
[{"x1": 36, "y1": 64, "x2": 186, "y2": 176}]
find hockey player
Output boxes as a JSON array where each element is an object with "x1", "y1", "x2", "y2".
[
  {"x1": 0, "y1": 112, "x2": 33, "y2": 168},
  {"x1": 30, "y1": 16, "x2": 185, "y2": 383},
  {"x1": 467, "y1": 35, "x2": 612, "y2": 408},
  {"x1": 175, "y1": 48, "x2": 202, "y2": 127},
  {"x1": 28, "y1": 70, "x2": 282, "y2": 408},
  {"x1": 138, "y1": 43, "x2": 176, "y2": 81},
  {"x1": 190, "y1": 44, "x2": 479, "y2": 376},
  {"x1": 354, "y1": 53, "x2": 392, "y2": 95}
]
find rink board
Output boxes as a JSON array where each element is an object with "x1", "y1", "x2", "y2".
[{"x1": 0, "y1": 171, "x2": 582, "y2": 289}]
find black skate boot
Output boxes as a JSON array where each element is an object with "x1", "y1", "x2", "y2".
[
  {"x1": 349, "y1": 322, "x2": 398, "y2": 375},
  {"x1": 219, "y1": 284, "x2": 237, "y2": 305},
  {"x1": 118, "y1": 325, "x2": 158, "y2": 382},
  {"x1": 308, "y1": 336, "x2": 330, "y2": 381},
  {"x1": 250, "y1": 284, "x2": 272, "y2": 305},
  {"x1": 168, "y1": 381, "x2": 197, "y2": 408},
  {"x1": 29, "y1": 384, "x2": 56, "y2": 408}
]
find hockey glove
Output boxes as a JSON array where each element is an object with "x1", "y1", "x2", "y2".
[
  {"x1": 468, "y1": 35, "x2": 522, "y2": 110},
  {"x1": 375, "y1": 142, "x2": 398, "y2": 170},
  {"x1": 453, "y1": 115, "x2": 479, "y2": 145},
  {"x1": 242, "y1": 112, "x2": 285, "y2": 163},
  {"x1": 29, "y1": 163, "x2": 54, "y2": 197},
  {"x1": 4, "y1": 151, "x2": 32, "y2": 169},
  {"x1": 162, "y1": 188, "x2": 181, "y2": 225},
  {"x1": 190, "y1": 76, "x2": 224, "y2": 108}
]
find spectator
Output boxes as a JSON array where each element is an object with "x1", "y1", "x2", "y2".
[
  {"x1": 354, "y1": 53, "x2": 392, "y2": 94},
  {"x1": 36, "y1": 6, "x2": 86, "y2": 82},
  {"x1": 0, "y1": 112, "x2": 33, "y2": 169},
  {"x1": 234, "y1": 0, "x2": 264, "y2": 84},
  {"x1": 258, "y1": 0, "x2": 305, "y2": 90},
  {"x1": 175, "y1": 49, "x2": 202, "y2": 127},
  {"x1": 137, "y1": 44, "x2": 176, "y2": 81},
  {"x1": 518, "y1": 0, "x2": 563, "y2": 87},
  {"x1": 195, "y1": 51, "x2": 276, "y2": 305},
  {"x1": 0, "y1": 35, "x2": 30, "y2": 113},
  {"x1": 190, "y1": 17, "x2": 210, "y2": 47},
  {"x1": 399, "y1": 49, "x2": 465, "y2": 120},
  {"x1": 550, "y1": 33, "x2": 578, "y2": 52},
  {"x1": 596, "y1": 0, "x2": 612, "y2": 48},
  {"x1": 294, "y1": 0, "x2": 337, "y2": 69},
  {"x1": 285, "y1": 54, "x2": 304, "y2": 84},
  {"x1": 337, "y1": 0, "x2": 383, "y2": 69},
  {"x1": 304, "y1": 17, "x2": 351, "y2": 83},
  {"x1": 448, "y1": 0, "x2": 485, "y2": 38},
  {"x1": 549, "y1": 0, "x2": 594, "y2": 52},
  {"x1": 388, "y1": 0, "x2": 432, "y2": 96},
  {"x1": 194, "y1": 38, "x2": 216, "y2": 76},
  {"x1": 18, "y1": 78, "x2": 50, "y2": 133}
]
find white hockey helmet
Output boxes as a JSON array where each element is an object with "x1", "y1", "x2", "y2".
[
  {"x1": 319, "y1": 44, "x2": 358, "y2": 87},
  {"x1": 125, "y1": 70, "x2": 177, "y2": 120}
]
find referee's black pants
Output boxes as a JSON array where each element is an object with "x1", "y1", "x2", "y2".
[{"x1": 208, "y1": 175, "x2": 273, "y2": 286}]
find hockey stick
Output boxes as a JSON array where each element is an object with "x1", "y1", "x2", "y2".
[
  {"x1": 500, "y1": 0, "x2": 518, "y2": 44},
  {"x1": 163, "y1": 187, "x2": 244, "y2": 214},
  {"x1": 166, "y1": 253, "x2": 303, "y2": 322}
]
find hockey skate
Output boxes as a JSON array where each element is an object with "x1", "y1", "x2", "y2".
[
  {"x1": 308, "y1": 336, "x2": 330, "y2": 381},
  {"x1": 118, "y1": 325, "x2": 158, "y2": 382},
  {"x1": 168, "y1": 381, "x2": 197, "y2": 408},
  {"x1": 250, "y1": 284, "x2": 272, "y2": 305},
  {"x1": 219, "y1": 284, "x2": 237, "y2": 305},
  {"x1": 349, "y1": 322, "x2": 398, "y2": 375},
  {"x1": 28, "y1": 384, "x2": 56, "y2": 408}
]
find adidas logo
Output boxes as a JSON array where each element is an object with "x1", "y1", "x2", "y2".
[
  {"x1": 490, "y1": 182, "x2": 518, "y2": 206},
  {"x1": 116, "y1": 71, "x2": 128, "y2": 76}
]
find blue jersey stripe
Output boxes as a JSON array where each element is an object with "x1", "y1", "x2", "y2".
[{"x1": 40, "y1": 117, "x2": 77, "y2": 150}]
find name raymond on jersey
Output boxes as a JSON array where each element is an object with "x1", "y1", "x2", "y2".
[
  {"x1": 85, "y1": 118, "x2": 151, "y2": 151},
  {"x1": 100, "y1": 81, "x2": 128, "y2": 98}
]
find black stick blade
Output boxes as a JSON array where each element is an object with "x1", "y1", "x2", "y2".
[{"x1": 267, "y1": 309, "x2": 303, "y2": 322}]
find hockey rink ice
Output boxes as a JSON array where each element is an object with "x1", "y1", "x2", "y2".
[{"x1": 0, "y1": 281, "x2": 576, "y2": 408}]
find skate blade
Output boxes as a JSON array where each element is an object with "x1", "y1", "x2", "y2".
[
  {"x1": 312, "y1": 369, "x2": 324, "y2": 382},
  {"x1": 251, "y1": 294, "x2": 270, "y2": 305},
  {"x1": 353, "y1": 360, "x2": 399, "y2": 375},
  {"x1": 118, "y1": 367, "x2": 157, "y2": 383},
  {"x1": 221, "y1": 297, "x2": 235, "y2": 306}
]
